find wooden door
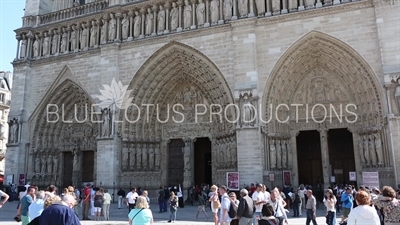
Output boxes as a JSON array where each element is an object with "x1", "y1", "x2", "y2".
[
  {"x1": 63, "y1": 152, "x2": 73, "y2": 187},
  {"x1": 81, "y1": 151, "x2": 94, "y2": 183},
  {"x1": 194, "y1": 138, "x2": 212, "y2": 185},
  {"x1": 168, "y1": 139, "x2": 185, "y2": 186}
]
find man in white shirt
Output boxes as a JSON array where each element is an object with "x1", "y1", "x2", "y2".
[
  {"x1": 126, "y1": 187, "x2": 138, "y2": 212},
  {"x1": 253, "y1": 183, "x2": 266, "y2": 225},
  {"x1": 219, "y1": 185, "x2": 231, "y2": 225},
  {"x1": 262, "y1": 185, "x2": 271, "y2": 202}
]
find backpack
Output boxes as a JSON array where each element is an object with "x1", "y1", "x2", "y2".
[{"x1": 228, "y1": 198, "x2": 238, "y2": 218}]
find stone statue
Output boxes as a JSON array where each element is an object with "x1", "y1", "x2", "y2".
[
  {"x1": 72, "y1": 148, "x2": 79, "y2": 170},
  {"x1": 210, "y1": 0, "x2": 219, "y2": 24},
  {"x1": 34, "y1": 156, "x2": 41, "y2": 173},
  {"x1": 395, "y1": 79, "x2": 400, "y2": 111},
  {"x1": 281, "y1": 140, "x2": 287, "y2": 169},
  {"x1": 158, "y1": 6, "x2": 165, "y2": 33},
  {"x1": 223, "y1": 0, "x2": 232, "y2": 20},
  {"x1": 70, "y1": 26, "x2": 77, "y2": 51},
  {"x1": 182, "y1": 141, "x2": 191, "y2": 171},
  {"x1": 239, "y1": 0, "x2": 248, "y2": 17},
  {"x1": 183, "y1": 0, "x2": 192, "y2": 29},
  {"x1": 90, "y1": 21, "x2": 97, "y2": 47},
  {"x1": 170, "y1": 3, "x2": 179, "y2": 31},
  {"x1": 256, "y1": 0, "x2": 265, "y2": 16},
  {"x1": 358, "y1": 139, "x2": 366, "y2": 165},
  {"x1": 148, "y1": 144, "x2": 155, "y2": 170},
  {"x1": 196, "y1": 0, "x2": 205, "y2": 26},
  {"x1": 53, "y1": 155, "x2": 59, "y2": 174},
  {"x1": 305, "y1": 0, "x2": 315, "y2": 8},
  {"x1": 230, "y1": 138, "x2": 237, "y2": 165},
  {"x1": 374, "y1": 133, "x2": 383, "y2": 166},
  {"x1": 60, "y1": 28, "x2": 67, "y2": 53},
  {"x1": 129, "y1": 145, "x2": 135, "y2": 169},
  {"x1": 9, "y1": 121, "x2": 19, "y2": 143},
  {"x1": 228, "y1": 137, "x2": 235, "y2": 166},
  {"x1": 136, "y1": 143, "x2": 142, "y2": 169},
  {"x1": 369, "y1": 135, "x2": 377, "y2": 166},
  {"x1": 288, "y1": 0, "x2": 297, "y2": 11},
  {"x1": 142, "y1": 144, "x2": 148, "y2": 169},
  {"x1": 101, "y1": 108, "x2": 110, "y2": 137},
  {"x1": 276, "y1": 139, "x2": 282, "y2": 169},
  {"x1": 47, "y1": 156, "x2": 53, "y2": 174},
  {"x1": 121, "y1": 13, "x2": 129, "y2": 40},
  {"x1": 242, "y1": 95, "x2": 255, "y2": 126},
  {"x1": 100, "y1": 19, "x2": 107, "y2": 43},
  {"x1": 219, "y1": 142, "x2": 224, "y2": 168},
  {"x1": 42, "y1": 32, "x2": 50, "y2": 56},
  {"x1": 287, "y1": 141, "x2": 293, "y2": 169},
  {"x1": 20, "y1": 34, "x2": 27, "y2": 59},
  {"x1": 145, "y1": 8, "x2": 153, "y2": 36},
  {"x1": 41, "y1": 155, "x2": 47, "y2": 173},
  {"x1": 108, "y1": 13, "x2": 116, "y2": 41},
  {"x1": 133, "y1": 11, "x2": 141, "y2": 37},
  {"x1": 80, "y1": 23, "x2": 88, "y2": 50},
  {"x1": 155, "y1": 144, "x2": 160, "y2": 169},
  {"x1": 51, "y1": 31, "x2": 58, "y2": 55},
  {"x1": 269, "y1": 139, "x2": 276, "y2": 169},
  {"x1": 363, "y1": 136, "x2": 370, "y2": 165},
  {"x1": 272, "y1": 0, "x2": 280, "y2": 13},
  {"x1": 33, "y1": 34, "x2": 40, "y2": 58}
]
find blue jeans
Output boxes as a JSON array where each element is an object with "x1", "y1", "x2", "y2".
[
  {"x1": 158, "y1": 200, "x2": 163, "y2": 212},
  {"x1": 169, "y1": 207, "x2": 177, "y2": 221},
  {"x1": 163, "y1": 200, "x2": 168, "y2": 212},
  {"x1": 253, "y1": 212, "x2": 262, "y2": 225}
]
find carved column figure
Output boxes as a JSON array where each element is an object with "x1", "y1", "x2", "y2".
[
  {"x1": 358, "y1": 136, "x2": 366, "y2": 166},
  {"x1": 305, "y1": 0, "x2": 315, "y2": 9},
  {"x1": 80, "y1": 23, "x2": 89, "y2": 50},
  {"x1": 18, "y1": 34, "x2": 26, "y2": 60},
  {"x1": 41, "y1": 155, "x2": 47, "y2": 174},
  {"x1": 90, "y1": 20, "x2": 98, "y2": 47},
  {"x1": 281, "y1": 139, "x2": 288, "y2": 169},
  {"x1": 276, "y1": 139, "x2": 282, "y2": 169},
  {"x1": 155, "y1": 143, "x2": 161, "y2": 170},
  {"x1": 196, "y1": 0, "x2": 205, "y2": 26},
  {"x1": 255, "y1": 0, "x2": 265, "y2": 16},
  {"x1": 128, "y1": 143, "x2": 136, "y2": 170},
  {"x1": 288, "y1": 0, "x2": 298, "y2": 12},
  {"x1": 164, "y1": 2, "x2": 171, "y2": 33},
  {"x1": 51, "y1": 30, "x2": 59, "y2": 55},
  {"x1": 223, "y1": 0, "x2": 233, "y2": 20},
  {"x1": 140, "y1": 8, "x2": 146, "y2": 38},
  {"x1": 34, "y1": 156, "x2": 41, "y2": 173},
  {"x1": 269, "y1": 138, "x2": 276, "y2": 169},
  {"x1": 141, "y1": 143, "x2": 148, "y2": 170},
  {"x1": 272, "y1": 0, "x2": 280, "y2": 15},
  {"x1": 238, "y1": 0, "x2": 248, "y2": 17},
  {"x1": 57, "y1": 27, "x2": 62, "y2": 55},
  {"x1": 53, "y1": 154, "x2": 59, "y2": 174},
  {"x1": 148, "y1": 143, "x2": 155, "y2": 170},
  {"x1": 170, "y1": 2, "x2": 179, "y2": 31},
  {"x1": 363, "y1": 135, "x2": 370, "y2": 165},
  {"x1": 115, "y1": 13, "x2": 122, "y2": 42},
  {"x1": 133, "y1": 11, "x2": 142, "y2": 38},
  {"x1": 145, "y1": 8, "x2": 154, "y2": 36},
  {"x1": 152, "y1": 6, "x2": 158, "y2": 36},
  {"x1": 101, "y1": 16, "x2": 108, "y2": 44},
  {"x1": 210, "y1": 0, "x2": 219, "y2": 24},
  {"x1": 26, "y1": 31, "x2": 33, "y2": 59},
  {"x1": 47, "y1": 155, "x2": 53, "y2": 174},
  {"x1": 65, "y1": 27, "x2": 71, "y2": 53},
  {"x1": 158, "y1": 5, "x2": 166, "y2": 35},
  {"x1": 136, "y1": 143, "x2": 142, "y2": 170},
  {"x1": 108, "y1": 13, "x2": 117, "y2": 42},
  {"x1": 42, "y1": 31, "x2": 50, "y2": 57},
  {"x1": 128, "y1": 10, "x2": 134, "y2": 40},
  {"x1": 287, "y1": 139, "x2": 293, "y2": 169},
  {"x1": 248, "y1": 0, "x2": 255, "y2": 16},
  {"x1": 368, "y1": 134, "x2": 377, "y2": 166},
  {"x1": 374, "y1": 133, "x2": 383, "y2": 166},
  {"x1": 319, "y1": 128, "x2": 330, "y2": 188},
  {"x1": 121, "y1": 13, "x2": 129, "y2": 40},
  {"x1": 70, "y1": 25, "x2": 78, "y2": 52},
  {"x1": 101, "y1": 108, "x2": 110, "y2": 137},
  {"x1": 183, "y1": 0, "x2": 192, "y2": 29}
]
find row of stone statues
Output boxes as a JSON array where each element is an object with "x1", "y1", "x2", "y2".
[
  {"x1": 269, "y1": 138, "x2": 293, "y2": 170},
  {"x1": 213, "y1": 136, "x2": 237, "y2": 169},
  {"x1": 34, "y1": 154, "x2": 60, "y2": 174},
  {"x1": 358, "y1": 133, "x2": 384, "y2": 167},
  {"x1": 121, "y1": 142, "x2": 161, "y2": 171},
  {"x1": 17, "y1": 0, "x2": 325, "y2": 60}
]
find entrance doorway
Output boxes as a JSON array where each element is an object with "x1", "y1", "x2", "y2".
[
  {"x1": 168, "y1": 139, "x2": 185, "y2": 186},
  {"x1": 194, "y1": 138, "x2": 212, "y2": 185},
  {"x1": 63, "y1": 152, "x2": 73, "y2": 187},
  {"x1": 296, "y1": 130, "x2": 323, "y2": 187},
  {"x1": 328, "y1": 128, "x2": 356, "y2": 186},
  {"x1": 82, "y1": 151, "x2": 94, "y2": 183}
]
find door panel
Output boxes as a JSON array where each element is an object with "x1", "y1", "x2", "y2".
[
  {"x1": 82, "y1": 151, "x2": 94, "y2": 183},
  {"x1": 168, "y1": 139, "x2": 185, "y2": 186},
  {"x1": 194, "y1": 138, "x2": 212, "y2": 185},
  {"x1": 63, "y1": 152, "x2": 73, "y2": 187}
]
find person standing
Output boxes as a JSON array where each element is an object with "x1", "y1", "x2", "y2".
[
  {"x1": 18, "y1": 186, "x2": 36, "y2": 225},
  {"x1": 219, "y1": 185, "x2": 231, "y2": 225},
  {"x1": 117, "y1": 188, "x2": 126, "y2": 209},
  {"x1": 209, "y1": 185, "x2": 220, "y2": 225},
  {"x1": 347, "y1": 190, "x2": 380, "y2": 225},
  {"x1": 292, "y1": 188, "x2": 301, "y2": 217},
  {"x1": 168, "y1": 191, "x2": 179, "y2": 223},
  {"x1": 228, "y1": 192, "x2": 240, "y2": 225},
  {"x1": 164, "y1": 186, "x2": 170, "y2": 212},
  {"x1": 28, "y1": 191, "x2": 45, "y2": 221},
  {"x1": 324, "y1": 189, "x2": 337, "y2": 225},
  {"x1": 126, "y1": 187, "x2": 139, "y2": 213},
  {"x1": 252, "y1": 184, "x2": 266, "y2": 225},
  {"x1": 81, "y1": 184, "x2": 91, "y2": 220},
  {"x1": 237, "y1": 188, "x2": 254, "y2": 225},
  {"x1": 341, "y1": 187, "x2": 354, "y2": 223},
  {"x1": 128, "y1": 196, "x2": 153, "y2": 225},
  {"x1": 39, "y1": 195, "x2": 81, "y2": 225},
  {"x1": 268, "y1": 189, "x2": 288, "y2": 225},
  {"x1": 103, "y1": 189, "x2": 112, "y2": 220},
  {"x1": 93, "y1": 188, "x2": 104, "y2": 221},
  {"x1": 158, "y1": 186, "x2": 165, "y2": 213},
  {"x1": 305, "y1": 190, "x2": 318, "y2": 225}
]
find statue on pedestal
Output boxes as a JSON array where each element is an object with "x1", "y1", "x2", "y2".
[
  {"x1": 9, "y1": 120, "x2": 19, "y2": 144},
  {"x1": 41, "y1": 155, "x2": 47, "y2": 173},
  {"x1": 256, "y1": 0, "x2": 265, "y2": 16},
  {"x1": 358, "y1": 139, "x2": 366, "y2": 165},
  {"x1": 134, "y1": 11, "x2": 141, "y2": 37},
  {"x1": 108, "y1": 13, "x2": 116, "y2": 41},
  {"x1": 281, "y1": 140, "x2": 288, "y2": 169},
  {"x1": 269, "y1": 139, "x2": 276, "y2": 169},
  {"x1": 136, "y1": 143, "x2": 142, "y2": 170},
  {"x1": 223, "y1": 0, "x2": 232, "y2": 20},
  {"x1": 210, "y1": 0, "x2": 219, "y2": 24},
  {"x1": 90, "y1": 21, "x2": 97, "y2": 47},
  {"x1": 374, "y1": 133, "x2": 383, "y2": 166},
  {"x1": 242, "y1": 95, "x2": 255, "y2": 126},
  {"x1": 182, "y1": 141, "x2": 191, "y2": 171},
  {"x1": 20, "y1": 34, "x2": 27, "y2": 59},
  {"x1": 368, "y1": 135, "x2": 377, "y2": 166},
  {"x1": 145, "y1": 8, "x2": 153, "y2": 36},
  {"x1": 363, "y1": 136, "x2": 370, "y2": 165},
  {"x1": 148, "y1": 144, "x2": 155, "y2": 170},
  {"x1": 35, "y1": 156, "x2": 41, "y2": 173},
  {"x1": 129, "y1": 145, "x2": 136, "y2": 169},
  {"x1": 287, "y1": 140, "x2": 293, "y2": 169},
  {"x1": 196, "y1": 0, "x2": 205, "y2": 26},
  {"x1": 170, "y1": 3, "x2": 179, "y2": 31},
  {"x1": 42, "y1": 32, "x2": 50, "y2": 56},
  {"x1": 121, "y1": 13, "x2": 129, "y2": 40},
  {"x1": 33, "y1": 34, "x2": 40, "y2": 58},
  {"x1": 183, "y1": 0, "x2": 192, "y2": 29},
  {"x1": 101, "y1": 19, "x2": 107, "y2": 43},
  {"x1": 72, "y1": 148, "x2": 80, "y2": 171},
  {"x1": 155, "y1": 144, "x2": 161, "y2": 170},
  {"x1": 60, "y1": 28, "x2": 67, "y2": 53},
  {"x1": 238, "y1": 0, "x2": 248, "y2": 17},
  {"x1": 276, "y1": 139, "x2": 282, "y2": 169},
  {"x1": 70, "y1": 26, "x2": 77, "y2": 51},
  {"x1": 53, "y1": 155, "x2": 59, "y2": 174},
  {"x1": 47, "y1": 156, "x2": 53, "y2": 174},
  {"x1": 101, "y1": 108, "x2": 110, "y2": 137},
  {"x1": 158, "y1": 6, "x2": 166, "y2": 33},
  {"x1": 80, "y1": 24, "x2": 88, "y2": 50},
  {"x1": 142, "y1": 144, "x2": 148, "y2": 169},
  {"x1": 51, "y1": 31, "x2": 58, "y2": 54}
]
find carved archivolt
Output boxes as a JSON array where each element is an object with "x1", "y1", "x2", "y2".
[
  {"x1": 263, "y1": 31, "x2": 384, "y2": 133},
  {"x1": 119, "y1": 41, "x2": 235, "y2": 141}
]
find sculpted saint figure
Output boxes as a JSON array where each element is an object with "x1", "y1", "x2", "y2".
[
  {"x1": 90, "y1": 21, "x2": 97, "y2": 47},
  {"x1": 363, "y1": 136, "x2": 370, "y2": 165},
  {"x1": 51, "y1": 31, "x2": 58, "y2": 54},
  {"x1": 35, "y1": 156, "x2": 41, "y2": 173},
  {"x1": 145, "y1": 8, "x2": 153, "y2": 36},
  {"x1": 154, "y1": 144, "x2": 160, "y2": 169},
  {"x1": 133, "y1": 11, "x2": 141, "y2": 37},
  {"x1": 242, "y1": 96, "x2": 255, "y2": 126},
  {"x1": 101, "y1": 108, "x2": 110, "y2": 137},
  {"x1": 60, "y1": 28, "x2": 67, "y2": 53},
  {"x1": 182, "y1": 141, "x2": 191, "y2": 171},
  {"x1": 136, "y1": 143, "x2": 142, "y2": 170},
  {"x1": 230, "y1": 137, "x2": 237, "y2": 165},
  {"x1": 158, "y1": 6, "x2": 166, "y2": 32},
  {"x1": 47, "y1": 156, "x2": 53, "y2": 174},
  {"x1": 121, "y1": 13, "x2": 129, "y2": 40},
  {"x1": 41, "y1": 155, "x2": 47, "y2": 173},
  {"x1": 374, "y1": 133, "x2": 383, "y2": 166},
  {"x1": 129, "y1": 145, "x2": 136, "y2": 169},
  {"x1": 272, "y1": 0, "x2": 280, "y2": 13},
  {"x1": 256, "y1": 0, "x2": 265, "y2": 16},
  {"x1": 170, "y1": 3, "x2": 179, "y2": 30},
  {"x1": 288, "y1": 0, "x2": 297, "y2": 11},
  {"x1": 239, "y1": 0, "x2": 248, "y2": 17},
  {"x1": 183, "y1": 0, "x2": 192, "y2": 29},
  {"x1": 281, "y1": 140, "x2": 287, "y2": 169},
  {"x1": 53, "y1": 155, "x2": 59, "y2": 174},
  {"x1": 395, "y1": 79, "x2": 400, "y2": 111},
  {"x1": 358, "y1": 140, "x2": 366, "y2": 165},
  {"x1": 100, "y1": 19, "x2": 107, "y2": 43},
  {"x1": 42, "y1": 32, "x2": 50, "y2": 56},
  {"x1": 276, "y1": 139, "x2": 282, "y2": 169},
  {"x1": 287, "y1": 141, "x2": 293, "y2": 169},
  {"x1": 196, "y1": 0, "x2": 205, "y2": 26},
  {"x1": 108, "y1": 13, "x2": 116, "y2": 41},
  {"x1": 223, "y1": 0, "x2": 232, "y2": 20},
  {"x1": 368, "y1": 135, "x2": 377, "y2": 166},
  {"x1": 70, "y1": 26, "x2": 77, "y2": 51},
  {"x1": 210, "y1": 0, "x2": 219, "y2": 24},
  {"x1": 305, "y1": 0, "x2": 315, "y2": 8},
  {"x1": 148, "y1": 144, "x2": 155, "y2": 170},
  {"x1": 269, "y1": 139, "x2": 276, "y2": 169},
  {"x1": 141, "y1": 144, "x2": 148, "y2": 169},
  {"x1": 9, "y1": 122, "x2": 19, "y2": 143},
  {"x1": 80, "y1": 23, "x2": 88, "y2": 50},
  {"x1": 20, "y1": 34, "x2": 27, "y2": 59},
  {"x1": 33, "y1": 34, "x2": 40, "y2": 58}
]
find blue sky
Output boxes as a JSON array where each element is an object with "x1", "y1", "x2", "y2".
[{"x1": 0, "y1": 0, "x2": 25, "y2": 72}]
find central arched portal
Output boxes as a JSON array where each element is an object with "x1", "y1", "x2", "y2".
[{"x1": 119, "y1": 42, "x2": 236, "y2": 189}]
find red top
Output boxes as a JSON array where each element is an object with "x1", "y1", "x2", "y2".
[{"x1": 83, "y1": 187, "x2": 91, "y2": 202}]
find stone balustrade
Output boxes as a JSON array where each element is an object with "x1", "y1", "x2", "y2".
[{"x1": 14, "y1": 0, "x2": 362, "y2": 62}]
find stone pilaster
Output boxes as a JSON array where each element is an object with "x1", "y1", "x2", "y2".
[
  {"x1": 237, "y1": 128, "x2": 262, "y2": 186},
  {"x1": 96, "y1": 138, "x2": 119, "y2": 188},
  {"x1": 204, "y1": 0, "x2": 210, "y2": 27},
  {"x1": 128, "y1": 10, "x2": 134, "y2": 41},
  {"x1": 164, "y1": 2, "x2": 171, "y2": 34},
  {"x1": 115, "y1": 13, "x2": 121, "y2": 42},
  {"x1": 140, "y1": 8, "x2": 146, "y2": 38},
  {"x1": 191, "y1": 0, "x2": 197, "y2": 29},
  {"x1": 177, "y1": 0, "x2": 183, "y2": 31},
  {"x1": 318, "y1": 128, "x2": 330, "y2": 189}
]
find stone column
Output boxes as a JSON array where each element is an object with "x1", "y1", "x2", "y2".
[
  {"x1": 298, "y1": 0, "x2": 305, "y2": 11},
  {"x1": 218, "y1": 0, "x2": 224, "y2": 24},
  {"x1": 38, "y1": 33, "x2": 43, "y2": 59},
  {"x1": 26, "y1": 32, "x2": 33, "y2": 59},
  {"x1": 57, "y1": 28, "x2": 61, "y2": 55},
  {"x1": 177, "y1": 0, "x2": 183, "y2": 32},
  {"x1": 318, "y1": 128, "x2": 330, "y2": 189},
  {"x1": 128, "y1": 10, "x2": 134, "y2": 41},
  {"x1": 191, "y1": 0, "x2": 197, "y2": 29},
  {"x1": 66, "y1": 27, "x2": 71, "y2": 53},
  {"x1": 86, "y1": 23, "x2": 90, "y2": 50},
  {"x1": 15, "y1": 35, "x2": 21, "y2": 60},
  {"x1": 265, "y1": 0, "x2": 272, "y2": 16},
  {"x1": 140, "y1": 8, "x2": 146, "y2": 38},
  {"x1": 204, "y1": 0, "x2": 210, "y2": 27},
  {"x1": 152, "y1": 5, "x2": 158, "y2": 36},
  {"x1": 281, "y1": 0, "x2": 288, "y2": 14},
  {"x1": 75, "y1": 23, "x2": 80, "y2": 53},
  {"x1": 115, "y1": 13, "x2": 121, "y2": 42},
  {"x1": 164, "y1": 2, "x2": 171, "y2": 34},
  {"x1": 232, "y1": 0, "x2": 238, "y2": 19},
  {"x1": 96, "y1": 19, "x2": 101, "y2": 47},
  {"x1": 249, "y1": 0, "x2": 255, "y2": 17}
]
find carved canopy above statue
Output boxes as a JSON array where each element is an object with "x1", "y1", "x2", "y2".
[{"x1": 119, "y1": 41, "x2": 235, "y2": 141}]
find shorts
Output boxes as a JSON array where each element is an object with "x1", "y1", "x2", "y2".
[
  {"x1": 94, "y1": 207, "x2": 102, "y2": 213},
  {"x1": 342, "y1": 208, "x2": 350, "y2": 217}
]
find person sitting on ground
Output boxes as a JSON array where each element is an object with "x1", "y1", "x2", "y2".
[
  {"x1": 38, "y1": 195, "x2": 81, "y2": 225},
  {"x1": 347, "y1": 190, "x2": 380, "y2": 225},
  {"x1": 258, "y1": 203, "x2": 280, "y2": 225}
]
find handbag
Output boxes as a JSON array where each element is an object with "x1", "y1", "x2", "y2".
[{"x1": 213, "y1": 199, "x2": 221, "y2": 209}]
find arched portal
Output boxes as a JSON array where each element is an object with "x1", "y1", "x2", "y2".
[
  {"x1": 119, "y1": 41, "x2": 236, "y2": 187},
  {"x1": 29, "y1": 66, "x2": 98, "y2": 188},
  {"x1": 262, "y1": 31, "x2": 389, "y2": 189}
]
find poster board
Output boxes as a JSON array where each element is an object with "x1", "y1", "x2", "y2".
[
  {"x1": 362, "y1": 172, "x2": 379, "y2": 188},
  {"x1": 349, "y1": 171, "x2": 357, "y2": 181},
  {"x1": 6, "y1": 174, "x2": 14, "y2": 185},
  {"x1": 227, "y1": 172, "x2": 239, "y2": 191}
]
